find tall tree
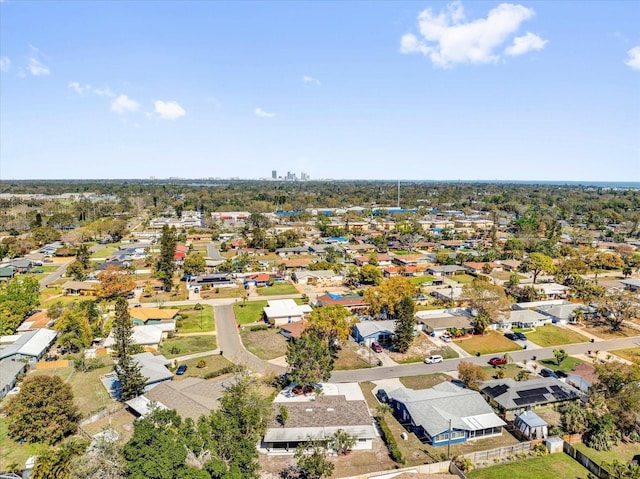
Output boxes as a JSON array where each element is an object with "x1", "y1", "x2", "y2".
[
  {"x1": 156, "y1": 224, "x2": 177, "y2": 291},
  {"x1": 182, "y1": 252, "x2": 207, "y2": 277},
  {"x1": 306, "y1": 305, "x2": 355, "y2": 347},
  {"x1": 97, "y1": 265, "x2": 136, "y2": 299},
  {"x1": 364, "y1": 276, "x2": 417, "y2": 319},
  {"x1": 32, "y1": 439, "x2": 88, "y2": 479},
  {"x1": 596, "y1": 293, "x2": 638, "y2": 332},
  {"x1": 457, "y1": 361, "x2": 488, "y2": 391},
  {"x1": 5, "y1": 375, "x2": 79, "y2": 445},
  {"x1": 294, "y1": 440, "x2": 335, "y2": 479},
  {"x1": 461, "y1": 279, "x2": 511, "y2": 333},
  {"x1": 392, "y1": 296, "x2": 415, "y2": 353},
  {"x1": 286, "y1": 330, "x2": 335, "y2": 387},
  {"x1": 55, "y1": 306, "x2": 93, "y2": 352},
  {"x1": 112, "y1": 297, "x2": 147, "y2": 401},
  {"x1": 522, "y1": 252, "x2": 554, "y2": 284}
]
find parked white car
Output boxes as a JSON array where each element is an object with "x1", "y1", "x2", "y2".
[{"x1": 424, "y1": 355, "x2": 443, "y2": 364}]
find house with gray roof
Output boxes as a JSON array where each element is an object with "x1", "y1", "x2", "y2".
[
  {"x1": 262, "y1": 382, "x2": 376, "y2": 453},
  {"x1": 426, "y1": 265, "x2": 466, "y2": 277},
  {"x1": 497, "y1": 309, "x2": 550, "y2": 330},
  {"x1": 481, "y1": 377, "x2": 583, "y2": 417},
  {"x1": 621, "y1": 278, "x2": 640, "y2": 292},
  {"x1": 415, "y1": 308, "x2": 474, "y2": 336},
  {"x1": 386, "y1": 382, "x2": 506, "y2": 447},
  {"x1": 0, "y1": 328, "x2": 57, "y2": 363},
  {"x1": 0, "y1": 359, "x2": 29, "y2": 398},
  {"x1": 536, "y1": 302, "x2": 596, "y2": 325}
]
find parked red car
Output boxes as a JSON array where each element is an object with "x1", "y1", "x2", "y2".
[
  {"x1": 371, "y1": 341, "x2": 383, "y2": 353},
  {"x1": 489, "y1": 357, "x2": 507, "y2": 366}
]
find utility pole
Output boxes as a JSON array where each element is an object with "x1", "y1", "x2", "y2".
[{"x1": 447, "y1": 418, "x2": 452, "y2": 458}]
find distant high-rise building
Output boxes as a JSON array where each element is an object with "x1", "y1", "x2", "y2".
[{"x1": 272, "y1": 170, "x2": 277, "y2": 179}]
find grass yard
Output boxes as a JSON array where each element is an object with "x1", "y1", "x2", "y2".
[
  {"x1": 538, "y1": 356, "x2": 585, "y2": 372},
  {"x1": 171, "y1": 354, "x2": 234, "y2": 379},
  {"x1": 455, "y1": 331, "x2": 522, "y2": 356},
  {"x1": 610, "y1": 347, "x2": 640, "y2": 364},
  {"x1": 399, "y1": 373, "x2": 450, "y2": 389},
  {"x1": 90, "y1": 246, "x2": 118, "y2": 258},
  {"x1": 174, "y1": 305, "x2": 215, "y2": 333},
  {"x1": 256, "y1": 282, "x2": 299, "y2": 296},
  {"x1": 451, "y1": 273, "x2": 477, "y2": 284},
  {"x1": 583, "y1": 320, "x2": 638, "y2": 340},
  {"x1": 199, "y1": 287, "x2": 243, "y2": 300},
  {"x1": 140, "y1": 288, "x2": 189, "y2": 303},
  {"x1": 467, "y1": 453, "x2": 590, "y2": 479},
  {"x1": 482, "y1": 363, "x2": 524, "y2": 379},
  {"x1": 159, "y1": 335, "x2": 217, "y2": 358},
  {"x1": 334, "y1": 343, "x2": 374, "y2": 370},
  {"x1": 491, "y1": 271, "x2": 526, "y2": 281},
  {"x1": 234, "y1": 300, "x2": 267, "y2": 324},
  {"x1": 525, "y1": 325, "x2": 589, "y2": 347},
  {"x1": 410, "y1": 275, "x2": 436, "y2": 286},
  {"x1": 573, "y1": 441, "x2": 640, "y2": 467},
  {"x1": 240, "y1": 329, "x2": 287, "y2": 360},
  {"x1": 0, "y1": 418, "x2": 51, "y2": 473},
  {"x1": 80, "y1": 408, "x2": 135, "y2": 444}
]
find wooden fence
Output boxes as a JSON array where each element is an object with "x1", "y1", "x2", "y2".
[
  {"x1": 462, "y1": 441, "x2": 532, "y2": 466},
  {"x1": 563, "y1": 441, "x2": 612, "y2": 479}
]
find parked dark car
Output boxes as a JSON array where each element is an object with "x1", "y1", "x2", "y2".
[
  {"x1": 489, "y1": 357, "x2": 508, "y2": 366},
  {"x1": 376, "y1": 388, "x2": 389, "y2": 403},
  {"x1": 540, "y1": 368, "x2": 559, "y2": 379},
  {"x1": 504, "y1": 332, "x2": 517, "y2": 340},
  {"x1": 371, "y1": 341, "x2": 383, "y2": 353},
  {"x1": 555, "y1": 370, "x2": 568, "y2": 378},
  {"x1": 514, "y1": 332, "x2": 527, "y2": 341},
  {"x1": 176, "y1": 364, "x2": 188, "y2": 375}
]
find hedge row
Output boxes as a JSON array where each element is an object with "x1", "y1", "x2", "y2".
[{"x1": 377, "y1": 415, "x2": 405, "y2": 464}]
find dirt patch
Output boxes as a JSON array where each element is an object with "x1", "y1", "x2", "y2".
[{"x1": 386, "y1": 332, "x2": 447, "y2": 363}]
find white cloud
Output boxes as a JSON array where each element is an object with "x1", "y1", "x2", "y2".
[
  {"x1": 93, "y1": 87, "x2": 115, "y2": 97},
  {"x1": 68, "y1": 81, "x2": 92, "y2": 95},
  {"x1": 28, "y1": 46, "x2": 50, "y2": 76},
  {"x1": 625, "y1": 46, "x2": 640, "y2": 71},
  {"x1": 153, "y1": 100, "x2": 186, "y2": 120},
  {"x1": 303, "y1": 75, "x2": 321, "y2": 86},
  {"x1": 0, "y1": 57, "x2": 10, "y2": 72},
  {"x1": 400, "y1": 1, "x2": 546, "y2": 67},
  {"x1": 255, "y1": 108, "x2": 276, "y2": 118},
  {"x1": 111, "y1": 94, "x2": 140, "y2": 114},
  {"x1": 505, "y1": 32, "x2": 548, "y2": 56}
]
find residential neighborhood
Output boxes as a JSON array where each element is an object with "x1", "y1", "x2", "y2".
[{"x1": 1, "y1": 181, "x2": 640, "y2": 479}]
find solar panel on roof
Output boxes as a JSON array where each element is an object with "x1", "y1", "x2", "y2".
[
  {"x1": 552, "y1": 392, "x2": 568, "y2": 400},
  {"x1": 486, "y1": 384, "x2": 509, "y2": 397},
  {"x1": 514, "y1": 395, "x2": 547, "y2": 406},
  {"x1": 517, "y1": 387, "x2": 549, "y2": 397},
  {"x1": 550, "y1": 385, "x2": 564, "y2": 393}
]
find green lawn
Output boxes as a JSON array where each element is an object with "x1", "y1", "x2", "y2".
[
  {"x1": 256, "y1": 282, "x2": 299, "y2": 296},
  {"x1": 451, "y1": 273, "x2": 477, "y2": 284},
  {"x1": 482, "y1": 363, "x2": 524, "y2": 379},
  {"x1": 399, "y1": 373, "x2": 450, "y2": 389},
  {"x1": 410, "y1": 275, "x2": 436, "y2": 285},
  {"x1": 234, "y1": 300, "x2": 267, "y2": 324},
  {"x1": 199, "y1": 287, "x2": 244, "y2": 299},
  {"x1": 0, "y1": 417, "x2": 51, "y2": 473},
  {"x1": 538, "y1": 356, "x2": 585, "y2": 372},
  {"x1": 467, "y1": 453, "x2": 590, "y2": 479},
  {"x1": 456, "y1": 331, "x2": 522, "y2": 356},
  {"x1": 240, "y1": 329, "x2": 287, "y2": 360},
  {"x1": 171, "y1": 354, "x2": 233, "y2": 379},
  {"x1": 334, "y1": 344, "x2": 374, "y2": 370},
  {"x1": 90, "y1": 246, "x2": 118, "y2": 258},
  {"x1": 525, "y1": 325, "x2": 590, "y2": 347},
  {"x1": 573, "y1": 442, "x2": 640, "y2": 467},
  {"x1": 394, "y1": 345, "x2": 459, "y2": 364},
  {"x1": 610, "y1": 347, "x2": 640, "y2": 364},
  {"x1": 159, "y1": 335, "x2": 217, "y2": 358},
  {"x1": 174, "y1": 305, "x2": 215, "y2": 333}
]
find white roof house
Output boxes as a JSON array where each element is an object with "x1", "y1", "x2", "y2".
[
  {"x1": 0, "y1": 328, "x2": 57, "y2": 362},
  {"x1": 132, "y1": 352, "x2": 173, "y2": 390},
  {"x1": 104, "y1": 325, "x2": 169, "y2": 351},
  {"x1": 263, "y1": 299, "x2": 312, "y2": 326}
]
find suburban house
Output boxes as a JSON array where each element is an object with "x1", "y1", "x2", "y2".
[
  {"x1": 536, "y1": 302, "x2": 596, "y2": 325},
  {"x1": 427, "y1": 265, "x2": 466, "y2": 277},
  {"x1": 129, "y1": 308, "x2": 180, "y2": 326},
  {"x1": 279, "y1": 321, "x2": 308, "y2": 340},
  {"x1": 514, "y1": 410, "x2": 548, "y2": 440},
  {"x1": 132, "y1": 352, "x2": 173, "y2": 391},
  {"x1": 566, "y1": 363, "x2": 598, "y2": 393},
  {"x1": 499, "y1": 259, "x2": 522, "y2": 271},
  {"x1": 263, "y1": 299, "x2": 312, "y2": 325},
  {"x1": 243, "y1": 273, "x2": 286, "y2": 288},
  {"x1": 0, "y1": 328, "x2": 57, "y2": 363},
  {"x1": 104, "y1": 324, "x2": 170, "y2": 351},
  {"x1": 62, "y1": 280, "x2": 99, "y2": 296},
  {"x1": 315, "y1": 293, "x2": 369, "y2": 313},
  {"x1": 134, "y1": 278, "x2": 165, "y2": 294},
  {"x1": 497, "y1": 309, "x2": 550, "y2": 330},
  {"x1": 431, "y1": 287, "x2": 464, "y2": 302},
  {"x1": 415, "y1": 308, "x2": 474, "y2": 336},
  {"x1": 291, "y1": 270, "x2": 343, "y2": 286},
  {"x1": 352, "y1": 319, "x2": 419, "y2": 346},
  {"x1": 188, "y1": 273, "x2": 237, "y2": 289},
  {"x1": 261, "y1": 382, "x2": 376, "y2": 453},
  {"x1": 463, "y1": 262, "x2": 502, "y2": 274},
  {"x1": 528, "y1": 282, "x2": 570, "y2": 300},
  {"x1": 126, "y1": 376, "x2": 230, "y2": 421},
  {"x1": 481, "y1": 377, "x2": 583, "y2": 417},
  {"x1": 9, "y1": 258, "x2": 34, "y2": 274},
  {"x1": 0, "y1": 359, "x2": 29, "y2": 398},
  {"x1": 16, "y1": 311, "x2": 53, "y2": 333},
  {"x1": 385, "y1": 382, "x2": 506, "y2": 446},
  {"x1": 620, "y1": 278, "x2": 640, "y2": 292},
  {"x1": 280, "y1": 258, "x2": 314, "y2": 270},
  {"x1": 0, "y1": 267, "x2": 15, "y2": 281}
]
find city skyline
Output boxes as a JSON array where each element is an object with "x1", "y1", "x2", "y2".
[{"x1": 1, "y1": 1, "x2": 639, "y2": 181}]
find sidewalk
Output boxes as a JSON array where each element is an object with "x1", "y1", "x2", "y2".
[{"x1": 562, "y1": 323, "x2": 602, "y2": 342}]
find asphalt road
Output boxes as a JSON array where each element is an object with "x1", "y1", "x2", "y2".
[
  {"x1": 39, "y1": 243, "x2": 108, "y2": 290},
  {"x1": 214, "y1": 304, "x2": 286, "y2": 376}
]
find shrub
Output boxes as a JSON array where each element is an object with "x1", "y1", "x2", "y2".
[
  {"x1": 376, "y1": 415, "x2": 405, "y2": 464},
  {"x1": 203, "y1": 365, "x2": 237, "y2": 379},
  {"x1": 170, "y1": 346, "x2": 181, "y2": 355},
  {"x1": 196, "y1": 359, "x2": 207, "y2": 368},
  {"x1": 194, "y1": 303, "x2": 204, "y2": 310},
  {"x1": 250, "y1": 324, "x2": 269, "y2": 332},
  {"x1": 453, "y1": 456, "x2": 474, "y2": 472},
  {"x1": 532, "y1": 443, "x2": 549, "y2": 456}
]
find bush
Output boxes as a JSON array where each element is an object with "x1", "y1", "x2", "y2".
[
  {"x1": 169, "y1": 346, "x2": 181, "y2": 355},
  {"x1": 376, "y1": 415, "x2": 405, "y2": 464},
  {"x1": 196, "y1": 359, "x2": 207, "y2": 368},
  {"x1": 249, "y1": 324, "x2": 269, "y2": 332},
  {"x1": 203, "y1": 365, "x2": 237, "y2": 379},
  {"x1": 532, "y1": 443, "x2": 549, "y2": 456},
  {"x1": 453, "y1": 456, "x2": 474, "y2": 472},
  {"x1": 194, "y1": 303, "x2": 204, "y2": 310}
]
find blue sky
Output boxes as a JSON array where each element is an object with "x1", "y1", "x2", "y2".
[{"x1": 1, "y1": 1, "x2": 638, "y2": 181}]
